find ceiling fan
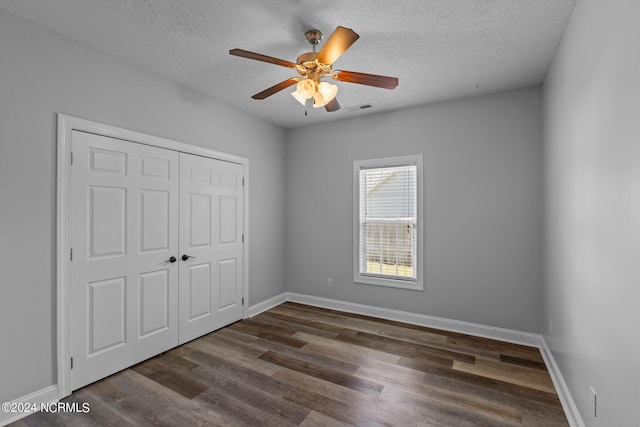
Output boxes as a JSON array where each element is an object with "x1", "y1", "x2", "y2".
[{"x1": 229, "y1": 26, "x2": 399, "y2": 113}]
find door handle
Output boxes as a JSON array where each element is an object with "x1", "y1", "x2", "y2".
[
  {"x1": 166, "y1": 256, "x2": 177, "y2": 263},
  {"x1": 182, "y1": 254, "x2": 196, "y2": 261}
]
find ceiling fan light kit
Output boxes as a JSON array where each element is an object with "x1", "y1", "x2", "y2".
[
  {"x1": 229, "y1": 26, "x2": 398, "y2": 114},
  {"x1": 314, "y1": 81, "x2": 338, "y2": 108},
  {"x1": 291, "y1": 78, "x2": 338, "y2": 108}
]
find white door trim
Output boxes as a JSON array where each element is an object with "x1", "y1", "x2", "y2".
[{"x1": 56, "y1": 114, "x2": 250, "y2": 399}]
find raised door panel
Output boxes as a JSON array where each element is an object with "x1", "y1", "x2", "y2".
[
  {"x1": 139, "y1": 270, "x2": 170, "y2": 337},
  {"x1": 188, "y1": 194, "x2": 212, "y2": 248},
  {"x1": 139, "y1": 190, "x2": 171, "y2": 253},
  {"x1": 218, "y1": 259, "x2": 237, "y2": 309},
  {"x1": 219, "y1": 196, "x2": 237, "y2": 244},
  {"x1": 187, "y1": 262, "x2": 212, "y2": 321},
  {"x1": 87, "y1": 277, "x2": 126, "y2": 355},
  {"x1": 88, "y1": 186, "x2": 127, "y2": 258}
]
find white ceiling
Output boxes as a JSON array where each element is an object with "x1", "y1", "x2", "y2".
[{"x1": 0, "y1": 0, "x2": 576, "y2": 129}]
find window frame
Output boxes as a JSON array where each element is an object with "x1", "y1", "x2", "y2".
[{"x1": 353, "y1": 155, "x2": 424, "y2": 291}]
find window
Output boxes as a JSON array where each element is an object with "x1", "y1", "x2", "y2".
[{"x1": 353, "y1": 155, "x2": 423, "y2": 290}]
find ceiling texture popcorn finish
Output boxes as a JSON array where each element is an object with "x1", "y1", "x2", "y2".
[{"x1": 0, "y1": 0, "x2": 576, "y2": 128}]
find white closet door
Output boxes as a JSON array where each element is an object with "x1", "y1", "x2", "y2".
[
  {"x1": 178, "y1": 153, "x2": 244, "y2": 344},
  {"x1": 70, "y1": 131, "x2": 179, "y2": 390}
]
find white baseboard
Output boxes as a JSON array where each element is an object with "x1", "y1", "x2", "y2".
[
  {"x1": 286, "y1": 292, "x2": 542, "y2": 347},
  {"x1": 0, "y1": 385, "x2": 59, "y2": 426},
  {"x1": 539, "y1": 340, "x2": 586, "y2": 427},
  {"x1": 247, "y1": 292, "x2": 287, "y2": 317},
  {"x1": 253, "y1": 291, "x2": 584, "y2": 427}
]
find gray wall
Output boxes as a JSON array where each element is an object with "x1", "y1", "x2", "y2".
[
  {"x1": 285, "y1": 87, "x2": 544, "y2": 333},
  {"x1": 542, "y1": 0, "x2": 640, "y2": 425},
  {"x1": 0, "y1": 10, "x2": 286, "y2": 403}
]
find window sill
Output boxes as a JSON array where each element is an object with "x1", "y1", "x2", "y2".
[{"x1": 354, "y1": 274, "x2": 424, "y2": 291}]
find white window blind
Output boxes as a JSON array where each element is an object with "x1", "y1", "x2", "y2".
[{"x1": 358, "y1": 163, "x2": 417, "y2": 281}]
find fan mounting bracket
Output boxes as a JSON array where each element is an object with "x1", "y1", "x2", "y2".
[{"x1": 305, "y1": 29, "x2": 323, "y2": 45}]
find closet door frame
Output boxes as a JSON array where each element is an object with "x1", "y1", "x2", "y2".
[{"x1": 56, "y1": 114, "x2": 249, "y2": 399}]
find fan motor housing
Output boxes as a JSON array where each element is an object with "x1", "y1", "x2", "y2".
[
  {"x1": 297, "y1": 52, "x2": 318, "y2": 67},
  {"x1": 296, "y1": 51, "x2": 333, "y2": 80}
]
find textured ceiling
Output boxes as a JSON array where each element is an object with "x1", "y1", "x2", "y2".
[{"x1": 0, "y1": 0, "x2": 576, "y2": 128}]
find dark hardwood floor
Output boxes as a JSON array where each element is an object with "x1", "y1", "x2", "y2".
[{"x1": 12, "y1": 302, "x2": 569, "y2": 426}]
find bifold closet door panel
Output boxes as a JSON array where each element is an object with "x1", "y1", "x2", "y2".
[
  {"x1": 178, "y1": 153, "x2": 244, "y2": 344},
  {"x1": 70, "y1": 131, "x2": 180, "y2": 390}
]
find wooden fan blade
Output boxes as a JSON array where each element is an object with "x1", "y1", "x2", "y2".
[
  {"x1": 324, "y1": 97, "x2": 341, "y2": 112},
  {"x1": 251, "y1": 78, "x2": 300, "y2": 100},
  {"x1": 334, "y1": 70, "x2": 399, "y2": 89},
  {"x1": 229, "y1": 49, "x2": 297, "y2": 68},
  {"x1": 317, "y1": 26, "x2": 359, "y2": 65}
]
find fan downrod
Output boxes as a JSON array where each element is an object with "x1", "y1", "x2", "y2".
[{"x1": 297, "y1": 29, "x2": 325, "y2": 67}]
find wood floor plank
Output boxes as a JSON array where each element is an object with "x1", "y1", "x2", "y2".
[
  {"x1": 185, "y1": 349, "x2": 293, "y2": 397},
  {"x1": 380, "y1": 385, "x2": 523, "y2": 427},
  {"x1": 520, "y1": 402, "x2": 573, "y2": 427},
  {"x1": 386, "y1": 378, "x2": 525, "y2": 422},
  {"x1": 297, "y1": 310, "x2": 448, "y2": 347},
  {"x1": 409, "y1": 357, "x2": 564, "y2": 406},
  {"x1": 13, "y1": 302, "x2": 569, "y2": 426},
  {"x1": 272, "y1": 367, "x2": 379, "y2": 407},
  {"x1": 336, "y1": 330, "x2": 475, "y2": 365},
  {"x1": 500, "y1": 353, "x2": 548, "y2": 370},
  {"x1": 248, "y1": 335, "x2": 362, "y2": 375},
  {"x1": 262, "y1": 310, "x2": 357, "y2": 336},
  {"x1": 294, "y1": 331, "x2": 402, "y2": 364},
  {"x1": 259, "y1": 351, "x2": 385, "y2": 397},
  {"x1": 299, "y1": 410, "x2": 353, "y2": 427},
  {"x1": 200, "y1": 329, "x2": 266, "y2": 359},
  {"x1": 453, "y1": 358, "x2": 556, "y2": 394},
  {"x1": 282, "y1": 302, "x2": 458, "y2": 340},
  {"x1": 188, "y1": 364, "x2": 311, "y2": 425},
  {"x1": 353, "y1": 360, "x2": 427, "y2": 390},
  {"x1": 185, "y1": 334, "x2": 280, "y2": 376},
  {"x1": 254, "y1": 311, "x2": 340, "y2": 339},
  {"x1": 277, "y1": 303, "x2": 450, "y2": 348},
  {"x1": 305, "y1": 303, "x2": 543, "y2": 366},
  {"x1": 130, "y1": 356, "x2": 208, "y2": 399},
  {"x1": 211, "y1": 324, "x2": 366, "y2": 378},
  {"x1": 421, "y1": 367, "x2": 568, "y2": 426},
  {"x1": 228, "y1": 319, "x2": 308, "y2": 348},
  {"x1": 446, "y1": 333, "x2": 545, "y2": 362},
  {"x1": 86, "y1": 370, "x2": 234, "y2": 426},
  {"x1": 195, "y1": 387, "x2": 298, "y2": 427},
  {"x1": 283, "y1": 387, "x2": 418, "y2": 426},
  {"x1": 274, "y1": 368, "x2": 419, "y2": 426}
]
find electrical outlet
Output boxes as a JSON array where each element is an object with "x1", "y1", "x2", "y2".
[
  {"x1": 590, "y1": 386, "x2": 597, "y2": 418},
  {"x1": 328, "y1": 278, "x2": 333, "y2": 288},
  {"x1": 308, "y1": 275, "x2": 314, "y2": 286}
]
